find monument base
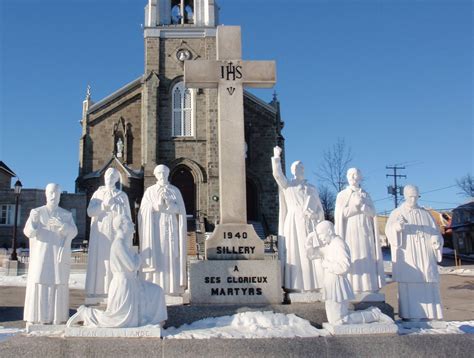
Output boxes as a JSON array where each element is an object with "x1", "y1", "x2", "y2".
[
  {"x1": 65, "y1": 326, "x2": 162, "y2": 338},
  {"x1": 323, "y1": 322, "x2": 398, "y2": 335},
  {"x1": 189, "y1": 260, "x2": 283, "y2": 304},
  {"x1": 351, "y1": 292, "x2": 385, "y2": 303},
  {"x1": 288, "y1": 291, "x2": 323, "y2": 303}
]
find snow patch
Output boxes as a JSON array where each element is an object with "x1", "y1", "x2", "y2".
[
  {"x1": 0, "y1": 327, "x2": 24, "y2": 342},
  {"x1": 438, "y1": 266, "x2": 474, "y2": 277},
  {"x1": 164, "y1": 311, "x2": 327, "y2": 339},
  {"x1": 397, "y1": 321, "x2": 474, "y2": 335},
  {"x1": 0, "y1": 273, "x2": 86, "y2": 289}
]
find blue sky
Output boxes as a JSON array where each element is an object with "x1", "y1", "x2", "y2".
[{"x1": 0, "y1": 0, "x2": 472, "y2": 214}]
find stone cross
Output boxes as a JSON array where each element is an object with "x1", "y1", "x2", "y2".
[{"x1": 184, "y1": 26, "x2": 276, "y2": 226}]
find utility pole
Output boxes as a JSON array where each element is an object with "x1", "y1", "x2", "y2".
[{"x1": 386, "y1": 166, "x2": 406, "y2": 208}]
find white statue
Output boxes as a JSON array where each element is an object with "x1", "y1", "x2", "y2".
[
  {"x1": 23, "y1": 183, "x2": 78, "y2": 324},
  {"x1": 67, "y1": 214, "x2": 167, "y2": 328},
  {"x1": 139, "y1": 164, "x2": 187, "y2": 295},
  {"x1": 116, "y1": 138, "x2": 124, "y2": 158},
  {"x1": 385, "y1": 185, "x2": 444, "y2": 321},
  {"x1": 85, "y1": 168, "x2": 131, "y2": 303},
  {"x1": 271, "y1": 146, "x2": 324, "y2": 291},
  {"x1": 308, "y1": 221, "x2": 385, "y2": 325},
  {"x1": 334, "y1": 168, "x2": 384, "y2": 294}
]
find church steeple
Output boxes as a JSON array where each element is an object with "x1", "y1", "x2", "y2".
[{"x1": 145, "y1": 0, "x2": 218, "y2": 28}]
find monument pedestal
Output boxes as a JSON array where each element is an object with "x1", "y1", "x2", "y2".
[
  {"x1": 65, "y1": 326, "x2": 162, "y2": 338},
  {"x1": 189, "y1": 260, "x2": 283, "y2": 304},
  {"x1": 323, "y1": 321, "x2": 398, "y2": 335},
  {"x1": 352, "y1": 292, "x2": 385, "y2": 303},
  {"x1": 288, "y1": 291, "x2": 323, "y2": 303}
]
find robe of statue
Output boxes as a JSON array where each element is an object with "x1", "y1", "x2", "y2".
[
  {"x1": 385, "y1": 204, "x2": 443, "y2": 320},
  {"x1": 76, "y1": 232, "x2": 167, "y2": 327},
  {"x1": 334, "y1": 187, "x2": 384, "y2": 293},
  {"x1": 85, "y1": 186, "x2": 131, "y2": 299},
  {"x1": 272, "y1": 157, "x2": 324, "y2": 291},
  {"x1": 23, "y1": 206, "x2": 78, "y2": 324},
  {"x1": 320, "y1": 236, "x2": 355, "y2": 304},
  {"x1": 139, "y1": 183, "x2": 187, "y2": 295}
]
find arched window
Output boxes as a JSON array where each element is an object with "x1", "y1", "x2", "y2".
[{"x1": 172, "y1": 81, "x2": 193, "y2": 137}]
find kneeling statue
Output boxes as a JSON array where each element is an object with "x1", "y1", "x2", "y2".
[
  {"x1": 68, "y1": 214, "x2": 167, "y2": 328},
  {"x1": 307, "y1": 221, "x2": 389, "y2": 325}
]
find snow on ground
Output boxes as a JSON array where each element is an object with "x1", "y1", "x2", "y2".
[
  {"x1": 438, "y1": 266, "x2": 474, "y2": 276},
  {"x1": 0, "y1": 273, "x2": 86, "y2": 289},
  {"x1": 0, "y1": 327, "x2": 24, "y2": 343},
  {"x1": 397, "y1": 321, "x2": 474, "y2": 335},
  {"x1": 163, "y1": 311, "x2": 327, "y2": 339}
]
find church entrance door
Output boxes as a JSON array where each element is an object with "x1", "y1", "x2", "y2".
[{"x1": 170, "y1": 166, "x2": 196, "y2": 218}]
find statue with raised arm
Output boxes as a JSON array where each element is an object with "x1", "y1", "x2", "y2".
[
  {"x1": 67, "y1": 214, "x2": 167, "y2": 328},
  {"x1": 23, "y1": 183, "x2": 78, "y2": 325},
  {"x1": 308, "y1": 221, "x2": 388, "y2": 326},
  {"x1": 85, "y1": 168, "x2": 131, "y2": 304},
  {"x1": 334, "y1": 168, "x2": 384, "y2": 295},
  {"x1": 139, "y1": 164, "x2": 187, "y2": 295},
  {"x1": 271, "y1": 146, "x2": 324, "y2": 291},
  {"x1": 385, "y1": 185, "x2": 443, "y2": 321}
]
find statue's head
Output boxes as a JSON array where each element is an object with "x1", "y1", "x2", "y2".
[
  {"x1": 403, "y1": 185, "x2": 420, "y2": 209},
  {"x1": 104, "y1": 168, "x2": 120, "y2": 188},
  {"x1": 346, "y1": 167, "x2": 362, "y2": 187},
  {"x1": 291, "y1": 160, "x2": 305, "y2": 180},
  {"x1": 315, "y1": 220, "x2": 335, "y2": 245},
  {"x1": 154, "y1": 164, "x2": 170, "y2": 186},
  {"x1": 45, "y1": 183, "x2": 61, "y2": 208},
  {"x1": 112, "y1": 213, "x2": 134, "y2": 239}
]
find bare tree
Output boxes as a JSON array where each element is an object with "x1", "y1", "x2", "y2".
[
  {"x1": 456, "y1": 173, "x2": 474, "y2": 197},
  {"x1": 317, "y1": 138, "x2": 353, "y2": 192},
  {"x1": 318, "y1": 184, "x2": 336, "y2": 222}
]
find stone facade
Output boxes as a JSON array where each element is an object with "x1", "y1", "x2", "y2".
[{"x1": 76, "y1": 1, "x2": 284, "y2": 237}]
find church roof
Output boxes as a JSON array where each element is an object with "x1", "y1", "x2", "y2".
[
  {"x1": 82, "y1": 156, "x2": 143, "y2": 180},
  {"x1": 0, "y1": 161, "x2": 17, "y2": 177},
  {"x1": 88, "y1": 77, "x2": 142, "y2": 114},
  {"x1": 243, "y1": 91, "x2": 277, "y2": 115}
]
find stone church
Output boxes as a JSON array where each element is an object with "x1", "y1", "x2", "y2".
[{"x1": 76, "y1": 0, "x2": 285, "y2": 239}]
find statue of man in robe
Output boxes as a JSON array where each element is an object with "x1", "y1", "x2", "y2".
[
  {"x1": 334, "y1": 168, "x2": 385, "y2": 295},
  {"x1": 85, "y1": 168, "x2": 131, "y2": 304},
  {"x1": 139, "y1": 164, "x2": 187, "y2": 295},
  {"x1": 271, "y1": 146, "x2": 324, "y2": 291},
  {"x1": 385, "y1": 185, "x2": 444, "y2": 321},
  {"x1": 23, "y1": 183, "x2": 78, "y2": 324}
]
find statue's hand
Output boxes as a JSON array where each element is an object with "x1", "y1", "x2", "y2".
[
  {"x1": 395, "y1": 215, "x2": 406, "y2": 232},
  {"x1": 273, "y1": 146, "x2": 282, "y2": 158},
  {"x1": 432, "y1": 237, "x2": 441, "y2": 250}
]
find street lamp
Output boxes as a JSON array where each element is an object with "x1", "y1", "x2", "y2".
[{"x1": 10, "y1": 179, "x2": 23, "y2": 261}]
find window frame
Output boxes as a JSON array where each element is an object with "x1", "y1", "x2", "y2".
[{"x1": 171, "y1": 81, "x2": 195, "y2": 138}]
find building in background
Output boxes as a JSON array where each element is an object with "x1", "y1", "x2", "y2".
[
  {"x1": 76, "y1": 0, "x2": 284, "y2": 242},
  {"x1": 0, "y1": 161, "x2": 86, "y2": 250}
]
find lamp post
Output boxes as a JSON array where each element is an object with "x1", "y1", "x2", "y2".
[{"x1": 10, "y1": 179, "x2": 23, "y2": 261}]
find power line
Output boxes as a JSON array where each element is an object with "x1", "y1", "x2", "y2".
[{"x1": 420, "y1": 185, "x2": 457, "y2": 195}]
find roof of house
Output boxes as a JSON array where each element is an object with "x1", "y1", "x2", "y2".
[{"x1": 0, "y1": 161, "x2": 17, "y2": 177}]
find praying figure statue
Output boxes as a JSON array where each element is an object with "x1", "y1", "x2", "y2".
[
  {"x1": 272, "y1": 146, "x2": 324, "y2": 291},
  {"x1": 308, "y1": 221, "x2": 387, "y2": 326},
  {"x1": 139, "y1": 164, "x2": 187, "y2": 295},
  {"x1": 67, "y1": 214, "x2": 167, "y2": 328},
  {"x1": 385, "y1": 185, "x2": 443, "y2": 321},
  {"x1": 23, "y1": 183, "x2": 78, "y2": 325},
  {"x1": 85, "y1": 168, "x2": 131, "y2": 304},
  {"x1": 334, "y1": 168, "x2": 385, "y2": 295}
]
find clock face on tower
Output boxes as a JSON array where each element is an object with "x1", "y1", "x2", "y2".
[{"x1": 176, "y1": 49, "x2": 192, "y2": 62}]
